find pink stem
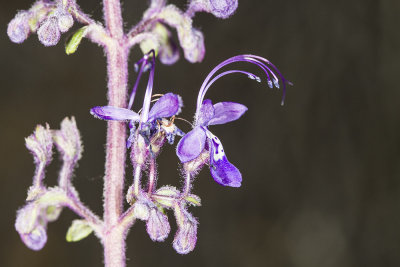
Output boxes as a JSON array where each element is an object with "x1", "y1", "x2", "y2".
[{"x1": 102, "y1": 0, "x2": 128, "y2": 266}]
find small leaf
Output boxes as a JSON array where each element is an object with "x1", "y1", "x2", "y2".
[
  {"x1": 185, "y1": 194, "x2": 201, "y2": 206},
  {"x1": 66, "y1": 220, "x2": 93, "y2": 242},
  {"x1": 66, "y1": 26, "x2": 88, "y2": 55}
]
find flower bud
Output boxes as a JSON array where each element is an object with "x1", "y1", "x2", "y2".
[
  {"x1": 37, "y1": 16, "x2": 61, "y2": 46},
  {"x1": 158, "y1": 5, "x2": 205, "y2": 63},
  {"x1": 20, "y1": 225, "x2": 47, "y2": 251},
  {"x1": 15, "y1": 203, "x2": 40, "y2": 234},
  {"x1": 146, "y1": 207, "x2": 170, "y2": 242},
  {"x1": 7, "y1": 11, "x2": 31, "y2": 43},
  {"x1": 57, "y1": 12, "x2": 74, "y2": 33},
  {"x1": 186, "y1": 0, "x2": 238, "y2": 19},
  {"x1": 15, "y1": 203, "x2": 47, "y2": 251},
  {"x1": 25, "y1": 124, "x2": 53, "y2": 164},
  {"x1": 173, "y1": 211, "x2": 198, "y2": 254},
  {"x1": 53, "y1": 117, "x2": 82, "y2": 162},
  {"x1": 209, "y1": 0, "x2": 238, "y2": 18}
]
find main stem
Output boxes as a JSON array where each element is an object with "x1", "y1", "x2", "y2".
[{"x1": 103, "y1": 0, "x2": 128, "y2": 266}]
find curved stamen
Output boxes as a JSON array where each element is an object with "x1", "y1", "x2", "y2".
[
  {"x1": 128, "y1": 51, "x2": 160, "y2": 110},
  {"x1": 246, "y1": 55, "x2": 291, "y2": 105},
  {"x1": 128, "y1": 58, "x2": 147, "y2": 110},
  {"x1": 139, "y1": 50, "x2": 156, "y2": 125},
  {"x1": 194, "y1": 69, "x2": 259, "y2": 122},
  {"x1": 174, "y1": 117, "x2": 194, "y2": 127},
  {"x1": 196, "y1": 54, "x2": 290, "y2": 112}
]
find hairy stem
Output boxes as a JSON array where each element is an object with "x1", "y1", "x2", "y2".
[
  {"x1": 133, "y1": 164, "x2": 142, "y2": 197},
  {"x1": 147, "y1": 158, "x2": 156, "y2": 194},
  {"x1": 103, "y1": 0, "x2": 128, "y2": 266}
]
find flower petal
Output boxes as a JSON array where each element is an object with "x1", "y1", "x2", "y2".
[
  {"x1": 148, "y1": 93, "x2": 183, "y2": 122},
  {"x1": 195, "y1": 99, "x2": 215, "y2": 126},
  {"x1": 208, "y1": 102, "x2": 248, "y2": 125},
  {"x1": 176, "y1": 127, "x2": 206, "y2": 163},
  {"x1": 90, "y1": 106, "x2": 139, "y2": 121},
  {"x1": 206, "y1": 130, "x2": 242, "y2": 187}
]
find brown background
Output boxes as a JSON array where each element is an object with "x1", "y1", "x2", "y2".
[{"x1": 1, "y1": 0, "x2": 400, "y2": 266}]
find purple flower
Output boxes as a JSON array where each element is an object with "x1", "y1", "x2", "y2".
[
  {"x1": 176, "y1": 54, "x2": 290, "y2": 187},
  {"x1": 177, "y1": 100, "x2": 246, "y2": 187},
  {"x1": 90, "y1": 52, "x2": 183, "y2": 148}
]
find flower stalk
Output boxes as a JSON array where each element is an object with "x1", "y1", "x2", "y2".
[{"x1": 9, "y1": 0, "x2": 291, "y2": 266}]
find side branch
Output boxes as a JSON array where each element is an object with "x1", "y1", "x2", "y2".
[{"x1": 66, "y1": 189, "x2": 104, "y2": 237}]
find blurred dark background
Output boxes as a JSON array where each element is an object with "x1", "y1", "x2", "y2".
[{"x1": 1, "y1": 0, "x2": 400, "y2": 266}]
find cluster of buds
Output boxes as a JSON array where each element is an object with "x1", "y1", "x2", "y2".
[
  {"x1": 8, "y1": 0, "x2": 239, "y2": 63},
  {"x1": 7, "y1": 0, "x2": 75, "y2": 46},
  {"x1": 15, "y1": 118, "x2": 102, "y2": 250}
]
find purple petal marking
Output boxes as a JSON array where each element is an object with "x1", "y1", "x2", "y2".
[
  {"x1": 176, "y1": 127, "x2": 206, "y2": 163},
  {"x1": 196, "y1": 99, "x2": 215, "y2": 126},
  {"x1": 148, "y1": 93, "x2": 183, "y2": 122},
  {"x1": 90, "y1": 106, "x2": 139, "y2": 121},
  {"x1": 208, "y1": 102, "x2": 248, "y2": 125},
  {"x1": 206, "y1": 130, "x2": 242, "y2": 187}
]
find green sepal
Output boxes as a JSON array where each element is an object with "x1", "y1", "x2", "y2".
[
  {"x1": 66, "y1": 219, "x2": 93, "y2": 242},
  {"x1": 185, "y1": 194, "x2": 201, "y2": 206},
  {"x1": 153, "y1": 186, "x2": 179, "y2": 207},
  {"x1": 65, "y1": 26, "x2": 88, "y2": 55}
]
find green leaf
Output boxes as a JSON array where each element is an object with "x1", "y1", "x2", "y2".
[
  {"x1": 65, "y1": 26, "x2": 88, "y2": 55},
  {"x1": 66, "y1": 220, "x2": 93, "y2": 242}
]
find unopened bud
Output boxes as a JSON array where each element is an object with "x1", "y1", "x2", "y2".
[
  {"x1": 187, "y1": 0, "x2": 237, "y2": 19},
  {"x1": 7, "y1": 11, "x2": 31, "y2": 43},
  {"x1": 15, "y1": 203, "x2": 47, "y2": 251},
  {"x1": 25, "y1": 124, "x2": 53, "y2": 164},
  {"x1": 20, "y1": 225, "x2": 47, "y2": 251},
  {"x1": 173, "y1": 211, "x2": 198, "y2": 254},
  {"x1": 37, "y1": 16, "x2": 61, "y2": 46},
  {"x1": 179, "y1": 28, "x2": 205, "y2": 63},
  {"x1": 209, "y1": 0, "x2": 238, "y2": 18},
  {"x1": 146, "y1": 207, "x2": 170, "y2": 242},
  {"x1": 57, "y1": 12, "x2": 74, "y2": 33},
  {"x1": 53, "y1": 117, "x2": 82, "y2": 162}
]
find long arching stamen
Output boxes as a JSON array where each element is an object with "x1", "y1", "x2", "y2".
[
  {"x1": 197, "y1": 56, "x2": 279, "y2": 108},
  {"x1": 196, "y1": 54, "x2": 290, "y2": 112},
  {"x1": 128, "y1": 58, "x2": 147, "y2": 110},
  {"x1": 139, "y1": 50, "x2": 156, "y2": 125},
  {"x1": 247, "y1": 55, "x2": 290, "y2": 105}
]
